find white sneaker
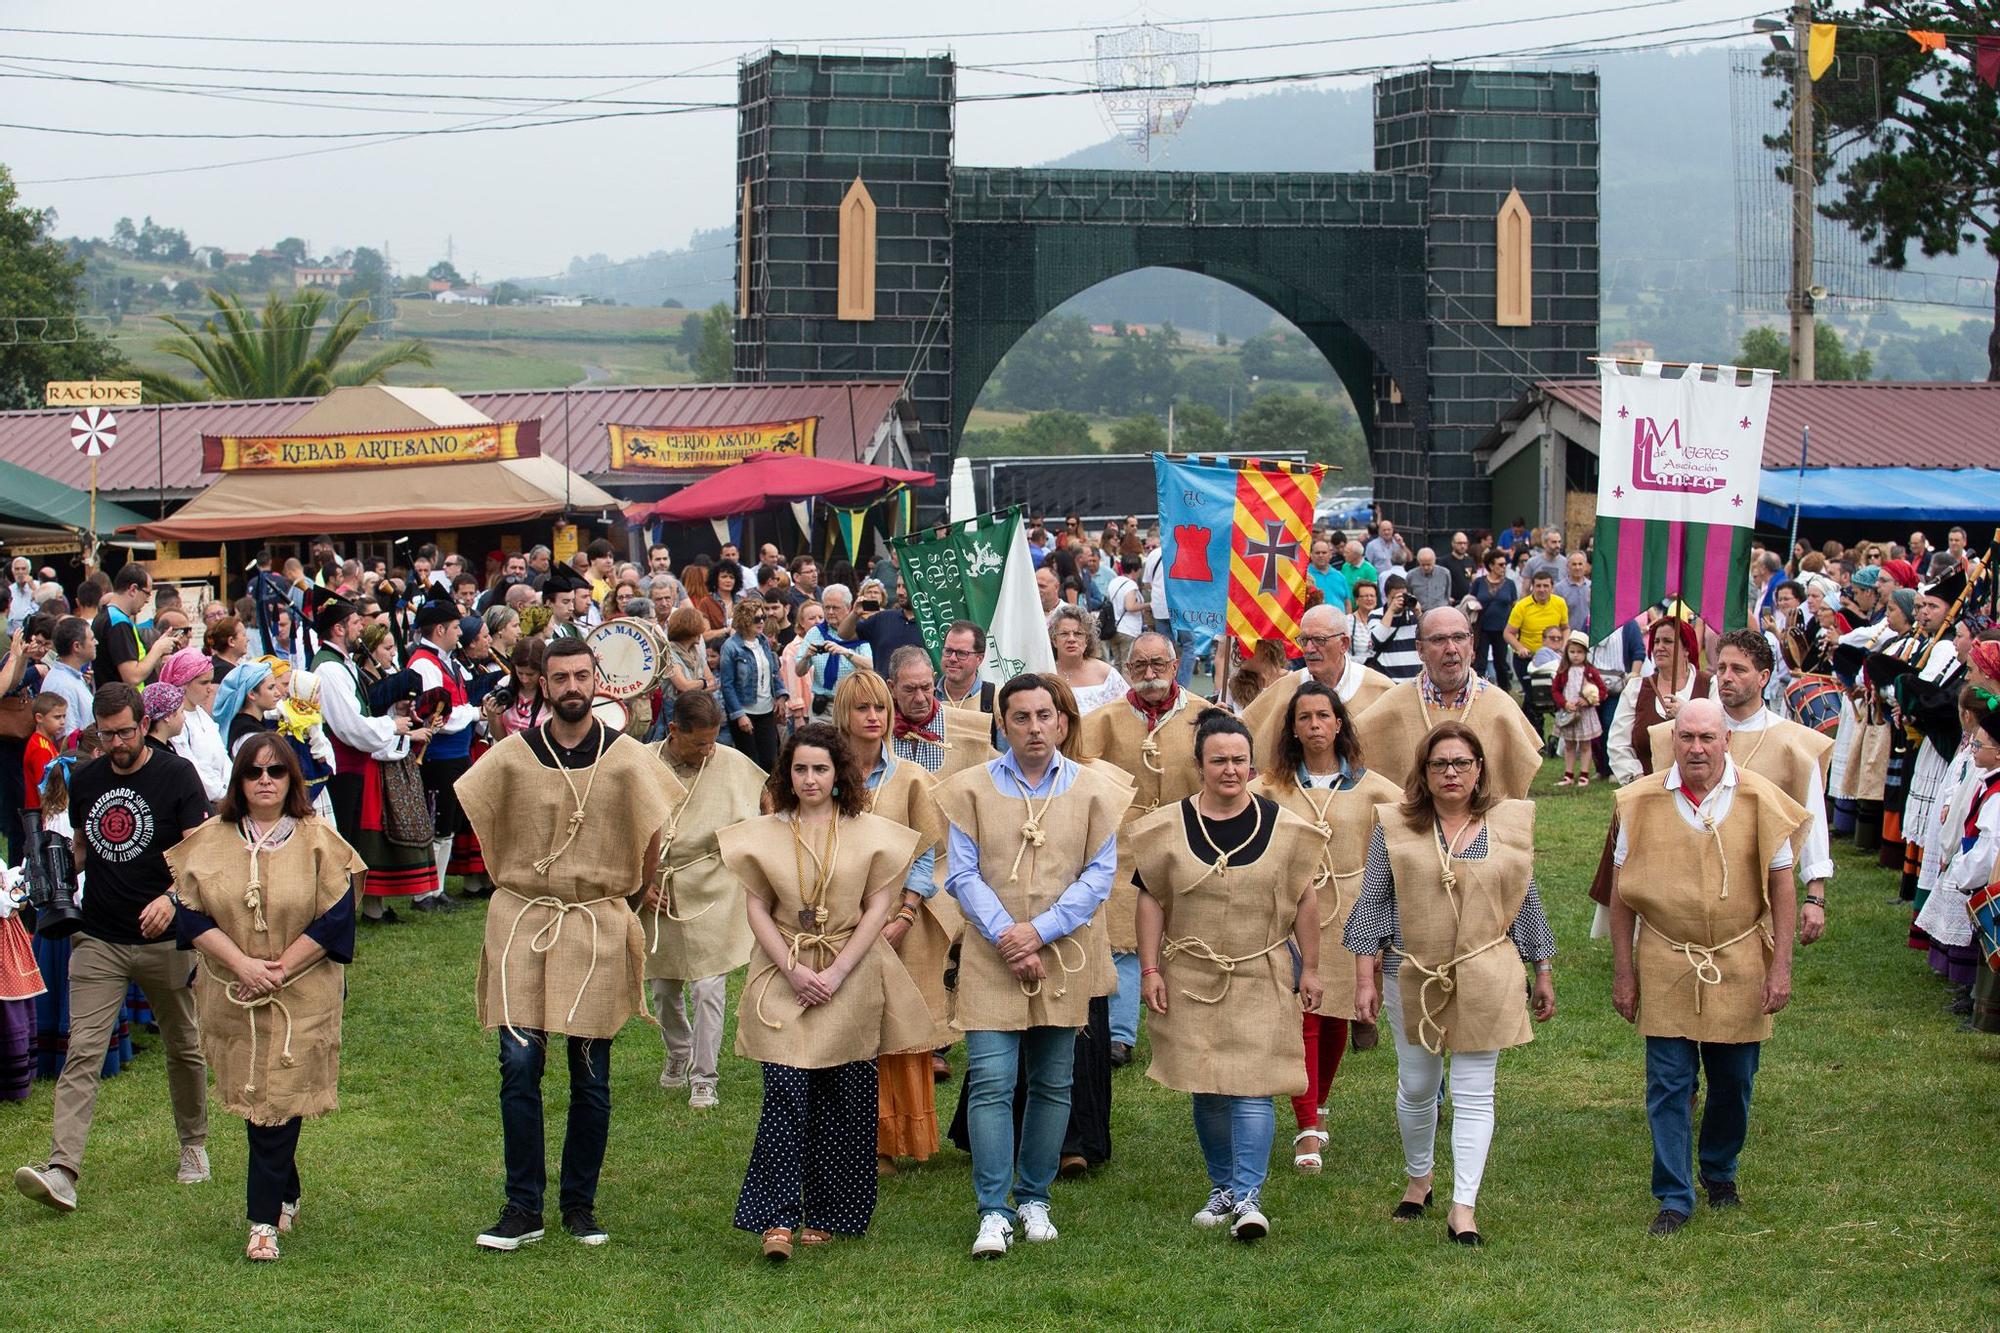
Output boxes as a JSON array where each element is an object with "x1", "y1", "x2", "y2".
[
  {"x1": 688, "y1": 1080, "x2": 718, "y2": 1109},
  {"x1": 1016, "y1": 1201, "x2": 1058, "y2": 1243},
  {"x1": 971, "y1": 1212, "x2": 1013, "y2": 1259},
  {"x1": 1231, "y1": 1195, "x2": 1269, "y2": 1242},
  {"x1": 14, "y1": 1163, "x2": 78, "y2": 1212},
  {"x1": 1192, "y1": 1187, "x2": 1234, "y2": 1228},
  {"x1": 177, "y1": 1145, "x2": 210, "y2": 1185},
  {"x1": 659, "y1": 1067, "x2": 689, "y2": 1090}
]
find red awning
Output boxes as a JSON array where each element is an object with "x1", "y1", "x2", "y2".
[{"x1": 629, "y1": 451, "x2": 933, "y2": 522}]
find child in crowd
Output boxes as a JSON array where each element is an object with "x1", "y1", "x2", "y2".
[
  {"x1": 21, "y1": 695, "x2": 66, "y2": 828},
  {"x1": 1524, "y1": 624, "x2": 1568, "y2": 753},
  {"x1": 1549, "y1": 630, "x2": 1605, "y2": 789}
]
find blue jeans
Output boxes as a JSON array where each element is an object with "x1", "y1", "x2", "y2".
[
  {"x1": 1109, "y1": 951, "x2": 1141, "y2": 1048},
  {"x1": 1192, "y1": 1094, "x2": 1275, "y2": 1199},
  {"x1": 1644, "y1": 1037, "x2": 1760, "y2": 1216},
  {"x1": 1175, "y1": 629, "x2": 1197, "y2": 689},
  {"x1": 965, "y1": 1026, "x2": 1077, "y2": 1216},
  {"x1": 498, "y1": 1029, "x2": 612, "y2": 1217}
]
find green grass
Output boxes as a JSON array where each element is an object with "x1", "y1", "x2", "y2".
[{"x1": 5, "y1": 759, "x2": 1996, "y2": 1331}]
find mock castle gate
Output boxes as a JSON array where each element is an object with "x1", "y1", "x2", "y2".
[{"x1": 732, "y1": 54, "x2": 1599, "y2": 538}]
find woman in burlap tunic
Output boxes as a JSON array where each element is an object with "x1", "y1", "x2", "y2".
[
  {"x1": 1134, "y1": 712, "x2": 1325, "y2": 1242},
  {"x1": 167, "y1": 734, "x2": 366, "y2": 1262},
  {"x1": 1348, "y1": 721, "x2": 1557, "y2": 1248},
  {"x1": 715, "y1": 723, "x2": 929, "y2": 1261},
  {"x1": 1252, "y1": 679, "x2": 1401, "y2": 1175}
]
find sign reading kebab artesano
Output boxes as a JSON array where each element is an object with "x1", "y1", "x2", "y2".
[
  {"x1": 201, "y1": 419, "x2": 541, "y2": 473},
  {"x1": 607, "y1": 417, "x2": 816, "y2": 470}
]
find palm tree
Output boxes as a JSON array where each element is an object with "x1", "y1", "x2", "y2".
[{"x1": 139, "y1": 287, "x2": 434, "y2": 402}]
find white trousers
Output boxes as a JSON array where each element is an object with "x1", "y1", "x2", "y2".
[
  {"x1": 1384, "y1": 970, "x2": 1499, "y2": 1208},
  {"x1": 650, "y1": 975, "x2": 727, "y2": 1084}
]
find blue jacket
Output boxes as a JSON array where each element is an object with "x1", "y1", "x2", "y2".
[{"x1": 719, "y1": 633, "x2": 786, "y2": 721}]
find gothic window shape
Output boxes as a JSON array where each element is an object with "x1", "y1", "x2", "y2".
[
  {"x1": 838, "y1": 176, "x2": 877, "y2": 322},
  {"x1": 1496, "y1": 187, "x2": 1532, "y2": 328}
]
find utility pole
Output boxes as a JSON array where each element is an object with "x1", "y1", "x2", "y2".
[{"x1": 1788, "y1": 0, "x2": 1816, "y2": 381}]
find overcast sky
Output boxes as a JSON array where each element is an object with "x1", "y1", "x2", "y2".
[{"x1": 1, "y1": 0, "x2": 1765, "y2": 279}]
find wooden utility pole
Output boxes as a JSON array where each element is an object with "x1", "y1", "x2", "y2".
[{"x1": 1789, "y1": 1, "x2": 1816, "y2": 381}]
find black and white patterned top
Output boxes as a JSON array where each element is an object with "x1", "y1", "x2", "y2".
[{"x1": 1342, "y1": 824, "x2": 1557, "y2": 978}]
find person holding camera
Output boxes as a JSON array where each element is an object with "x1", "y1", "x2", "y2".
[{"x1": 1366, "y1": 576, "x2": 1424, "y2": 681}]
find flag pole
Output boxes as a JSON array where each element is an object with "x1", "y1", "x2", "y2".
[{"x1": 1785, "y1": 424, "x2": 1809, "y2": 578}]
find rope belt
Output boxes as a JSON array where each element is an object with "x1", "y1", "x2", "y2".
[
  {"x1": 1640, "y1": 918, "x2": 1769, "y2": 1015},
  {"x1": 1401, "y1": 934, "x2": 1511, "y2": 1056},
  {"x1": 1017, "y1": 933, "x2": 1088, "y2": 1000},
  {"x1": 495, "y1": 885, "x2": 633, "y2": 1046},
  {"x1": 202, "y1": 954, "x2": 329, "y2": 1102},
  {"x1": 646, "y1": 850, "x2": 723, "y2": 952},
  {"x1": 1161, "y1": 933, "x2": 1289, "y2": 1005},
  {"x1": 747, "y1": 925, "x2": 855, "y2": 1030}
]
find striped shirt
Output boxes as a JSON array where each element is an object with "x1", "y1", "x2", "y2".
[{"x1": 1343, "y1": 824, "x2": 1556, "y2": 978}]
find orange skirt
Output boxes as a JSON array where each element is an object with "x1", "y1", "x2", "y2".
[{"x1": 876, "y1": 1050, "x2": 938, "y2": 1161}]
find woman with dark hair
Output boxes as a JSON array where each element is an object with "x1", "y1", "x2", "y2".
[
  {"x1": 716, "y1": 722, "x2": 933, "y2": 1261},
  {"x1": 682, "y1": 564, "x2": 727, "y2": 643},
  {"x1": 1347, "y1": 721, "x2": 1556, "y2": 1247},
  {"x1": 1130, "y1": 710, "x2": 1327, "y2": 1241},
  {"x1": 166, "y1": 732, "x2": 366, "y2": 1262},
  {"x1": 1253, "y1": 681, "x2": 1400, "y2": 1173},
  {"x1": 492, "y1": 636, "x2": 551, "y2": 737}
]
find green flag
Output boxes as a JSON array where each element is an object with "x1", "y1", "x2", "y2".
[{"x1": 890, "y1": 507, "x2": 1056, "y2": 681}]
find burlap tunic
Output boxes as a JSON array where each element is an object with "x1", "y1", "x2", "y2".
[
  {"x1": 1240, "y1": 664, "x2": 1396, "y2": 772},
  {"x1": 644, "y1": 743, "x2": 767, "y2": 983},
  {"x1": 164, "y1": 817, "x2": 366, "y2": 1125},
  {"x1": 717, "y1": 811, "x2": 933, "y2": 1069},
  {"x1": 1254, "y1": 767, "x2": 1401, "y2": 1017},
  {"x1": 1378, "y1": 800, "x2": 1538, "y2": 1053},
  {"x1": 1079, "y1": 693, "x2": 1222, "y2": 952},
  {"x1": 1358, "y1": 680, "x2": 1543, "y2": 800},
  {"x1": 1132, "y1": 799, "x2": 1321, "y2": 1097},
  {"x1": 933, "y1": 760, "x2": 1133, "y2": 1032},
  {"x1": 458, "y1": 730, "x2": 680, "y2": 1040},
  {"x1": 863, "y1": 755, "x2": 953, "y2": 1049},
  {"x1": 1646, "y1": 716, "x2": 1831, "y2": 870},
  {"x1": 1613, "y1": 769, "x2": 1807, "y2": 1045}
]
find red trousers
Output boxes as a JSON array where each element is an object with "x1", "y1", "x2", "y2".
[{"x1": 1290, "y1": 1012, "x2": 1349, "y2": 1130}]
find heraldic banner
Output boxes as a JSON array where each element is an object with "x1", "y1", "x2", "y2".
[
  {"x1": 1590, "y1": 359, "x2": 1774, "y2": 634},
  {"x1": 889, "y1": 507, "x2": 1055, "y2": 684},
  {"x1": 1153, "y1": 454, "x2": 1327, "y2": 658}
]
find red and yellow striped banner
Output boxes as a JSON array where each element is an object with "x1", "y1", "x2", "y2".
[{"x1": 1225, "y1": 458, "x2": 1327, "y2": 652}]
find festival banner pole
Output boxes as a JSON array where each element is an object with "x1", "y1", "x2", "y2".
[{"x1": 1785, "y1": 424, "x2": 1809, "y2": 605}]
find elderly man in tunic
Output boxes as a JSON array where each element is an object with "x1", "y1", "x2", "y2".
[
  {"x1": 1078, "y1": 630, "x2": 1224, "y2": 1065},
  {"x1": 1609, "y1": 698, "x2": 1807, "y2": 1237},
  {"x1": 457, "y1": 637, "x2": 681, "y2": 1252},
  {"x1": 1240, "y1": 603, "x2": 1395, "y2": 770},
  {"x1": 643, "y1": 690, "x2": 766, "y2": 1110},
  {"x1": 1356, "y1": 607, "x2": 1543, "y2": 798}
]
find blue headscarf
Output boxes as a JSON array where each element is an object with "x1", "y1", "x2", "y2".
[{"x1": 213, "y1": 660, "x2": 274, "y2": 729}]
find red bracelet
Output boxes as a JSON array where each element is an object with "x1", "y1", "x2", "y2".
[{"x1": 1140, "y1": 966, "x2": 1161, "y2": 977}]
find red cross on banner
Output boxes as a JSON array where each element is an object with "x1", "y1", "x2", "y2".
[{"x1": 1226, "y1": 458, "x2": 1326, "y2": 652}]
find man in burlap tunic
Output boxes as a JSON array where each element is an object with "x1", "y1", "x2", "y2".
[
  {"x1": 643, "y1": 691, "x2": 765, "y2": 1109},
  {"x1": 1078, "y1": 630, "x2": 1222, "y2": 1065},
  {"x1": 1240, "y1": 604, "x2": 1395, "y2": 770},
  {"x1": 937, "y1": 675, "x2": 1130, "y2": 1259},
  {"x1": 457, "y1": 638, "x2": 679, "y2": 1252},
  {"x1": 1610, "y1": 698, "x2": 1807, "y2": 1237},
  {"x1": 1357, "y1": 608, "x2": 1543, "y2": 798}
]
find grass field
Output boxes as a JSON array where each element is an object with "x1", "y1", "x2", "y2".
[{"x1": 5, "y1": 759, "x2": 1996, "y2": 1332}]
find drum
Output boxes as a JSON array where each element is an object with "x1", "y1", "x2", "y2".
[
  {"x1": 586, "y1": 618, "x2": 666, "y2": 700},
  {"x1": 1783, "y1": 673, "x2": 1843, "y2": 738},
  {"x1": 589, "y1": 696, "x2": 629, "y2": 733}
]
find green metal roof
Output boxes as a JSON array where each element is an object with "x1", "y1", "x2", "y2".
[{"x1": 0, "y1": 458, "x2": 151, "y2": 534}]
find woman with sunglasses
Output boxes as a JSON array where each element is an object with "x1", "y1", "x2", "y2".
[
  {"x1": 1346, "y1": 722, "x2": 1556, "y2": 1247},
  {"x1": 166, "y1": 733, "x2": 366, "y2": 1262}
]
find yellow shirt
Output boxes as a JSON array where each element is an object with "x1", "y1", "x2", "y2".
[{"x1": 1506, "y1": 591, "x2": 1569, "y2": 649}]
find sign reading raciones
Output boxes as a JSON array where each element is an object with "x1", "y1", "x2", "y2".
[
  {"x1": 607, "y1": 417, "x2": 817, "y2": 471},
  {"x1": 46, "y1": 380, "x2": 143, "y2": 408},
  {"x1": 201, "y1": 419, "x2": 542, "y2": 474}
]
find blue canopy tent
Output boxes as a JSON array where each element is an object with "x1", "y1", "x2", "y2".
[{"x1": 1756, "y1": 467, "x2": 2000, "y2": 529}]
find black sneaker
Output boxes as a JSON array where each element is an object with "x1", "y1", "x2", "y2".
[
  {"x1": 1648, "y1": 1208, "x2": 1690, "y2": 1237},
  {"x1": 476, "y1": 1204, "x2": 544, "y2": 1251},
  {"x1": 1108, "y1": 1042, "x2": 1132, "y2": 1068},
  {"x1": 361, "y1": 907, "x2": 401, "y2": 927},
  {"x1": 1700, "y1": 1177, "x2": 1741, "y2": 1210},
  {"x1": 412, "y1": 894, "x2": 460, "y2": 915},
  {"x1": 563, "y1": 1208, "x2": 609, "y2": 1246}
]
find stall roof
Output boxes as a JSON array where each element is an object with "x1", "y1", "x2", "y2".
[
  {"x1": 0, "y1": 381, "x2": 919, "y2": 497},
  {"x1": 0, "y1": 458, "x2": 152, "y2": 534},
  {"x1": 1755, "y1": 466, "x2": 2000, "y2": 528}
]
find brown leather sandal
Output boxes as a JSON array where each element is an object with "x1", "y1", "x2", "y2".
[
  {"x1": 761, "y1": 1227, "x2": 793, "y2": 1261},
  {"x1": 798, "y1": 1227, "x2": 833, "y2": 1246}
]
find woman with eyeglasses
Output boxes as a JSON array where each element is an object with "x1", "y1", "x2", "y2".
[
  {"x1": 165, "y1": 733, "x2": 366, "y2": 1262},
  {"x1": 1345, "y1": 721, "x2": 1556, "y2": 1247},
  {"x1": 720, "y1": 597, "x2": 787, "y2": 770},
  {"x1": 1048, "y1": 603, "x2": 1126, "y2": 715}
]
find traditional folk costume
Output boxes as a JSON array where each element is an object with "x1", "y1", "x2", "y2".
[
  {"x1": 310, "y1": 641, "x2": 433, "y2": 901},
  {"x1": 407, "y1": 628, "x2": 482, "y2": 902},
  {"x1": 447, "y1": 646, "x2": 508, "y2": 888},
  {"x1": 936, "y1": 750, "x2": 1129, "y2": 1231},
  {"x1": 0, "y1": 870, "x2": 47, "y2": 1102},
  {"x1": 1644, "y1": 710, "x2": 1835, "y2": 903},
  {"x1": 1254, "y1": 762, "x2": 1401, "y2": 1153},
  {"x1": 165, "y1": 815, "x2": 365, "y2": 1236},
  {"x1": 1345, "y1": 800, "x2": 1553, "y2": 1213},
  {"x1": 1612, "y1": 762, "x2": 1807, "y2": 1220},
  {"x1": 644, "y1": 742, "x2": 766, "y2": 1103},
  {"x1": 717, "y1": 809, "x2": 929, "y2": 1238},
  {"x1": 1914, "y1": 758, "x2": 2000, "y2": 992},
  {"x1": 1131, "y1": 794, "x2": 1324, "y2": 1217},
  {"x1": 1828, "y1": 620, "x2": 1895, "y2": 848},
  {"x1": 859, "y1": 751, "x2": 947, "y2": 1162},
  {"x1": 1875, "y1": 631, "x2": 1967, "y2": 904},
  {"x1": 1588, "y1": 655, "x2": 1712, "y2": 926},
  {"x1": 456, "y1": 722, "x2": 679, "y2": 1229},
  {"x1": 1357, "y1": 675, "x2": 1543, "y2": 799},
  {"x1": 1239, "y1": 659, "x2": 1396, "y2": 772}
]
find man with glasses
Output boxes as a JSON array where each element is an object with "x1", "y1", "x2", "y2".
[
  {"x1": 15, "y1": 683, "x2": 212, "y2": 1214},
  {"x1": 1355, "y1": 607, "x2": 1544, "y2": 798},
  {"x1": 1080, "y1": 631, "x2": 1223, "y2": 1068},
  {"x1": 1240, "y1": 603, "x2": 1395, "y2": 769},
  {"x1": 937, "y1": 620, "x2": 999, "y2": 716}
]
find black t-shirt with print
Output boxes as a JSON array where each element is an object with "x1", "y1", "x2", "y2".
[{"x1": 68, "y1": 742, "x2": 209, "y2": 944}]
